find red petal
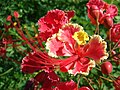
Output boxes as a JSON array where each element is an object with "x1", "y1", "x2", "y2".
[
  {"x1": 38, "y1": 9, "x2": 74, "y2": 41},
  {"x1": 60, "y1": 55, "x2": 95, "y2": 76},
  {"x1": 21, "y1": 52, "x2": 54, "y2": 73},
  {"x1": 69, "y1": 57, "x2": 95, "y2": 76},
  {"x1": 84, "y1": 35, "x2": 108, "y2": 63},
  {"x1": 65, "y1": 10, "x2": 75, "y2": 20},
  {"x1": 105, "y1": 5, "x2": 118, "y2": 18},
  {"x1": 46, "y1": 34, "x2": 65, "y2": 57}
]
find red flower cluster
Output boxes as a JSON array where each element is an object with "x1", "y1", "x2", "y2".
[
  {"x1": 21, "y1": 7, "x2": 108, "y2": 82},
  {"x1": 24, "y1": 70, "x2": 91, "y2": 90},
  {"x1": 86, "y1": 0, "x2": 118, "y2": 28},
  {"x1": 19, "y1": 8, "x2": 108, "y2": 89},
  {"x1": 2, "y1": 0, "x2": 120, "y2": 89},
  {"x1": 15, "y1": 0, "x2": 120, "y2": 89}
]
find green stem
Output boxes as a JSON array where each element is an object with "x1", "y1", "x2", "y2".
[
  {"x1": 112, "y1": 39, "x2": 120, "y2": 51},
  {"x1": 100, "y1": 76, "x2": 113, "y2": 82},
  {"x1": 0, "y1": 68, "x2": 13, "y2": 76},
  {"x1": 83, "y1": 77, "x2": 94, "y2": 90},
  {"x1": 77, "y1": 75, "x2": 81, "y2": 89},
  {"x1": 109, "y1": 28, "x2": 112, "y2": 57},
  {"x1": 95, "y1": 18, "x2": 99, "y2": 35}
]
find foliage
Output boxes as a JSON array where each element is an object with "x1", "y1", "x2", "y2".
[{"x1": 0, "y1": 0, "x2": 120, "y2": 90}]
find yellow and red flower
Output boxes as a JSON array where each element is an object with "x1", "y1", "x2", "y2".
[
  {"x1": 46, "y1": 23, "x2": 108, "y2": 75},
  {"x1": 21, "y1": 9, "x2": 108, "y2": 76}
]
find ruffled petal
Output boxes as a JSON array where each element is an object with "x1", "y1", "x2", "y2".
[
  {"x1": 105, "y1": 5, "x2": 118, "y2": 18},
  {"x1": 60, "y1": 55, "x2": 95, "y2": 76},
  {"x1": 58, "y1": 23, "x2": 83, "y2": 44},
  {"x1": 86, "y1": 0, "x2": 106, "y2": 9},
  {"x1": 58, "y1": 23, "x2": 84, "y2": 56},
  {"x1": 68, "y1": 57, "x2": 95, "y2": 76},
  {"x1": 46, "y1": 23, "x2": 84, "y2": 57},
  {"x1": 84, "y1": 35, "x2": 108, "y2": 63},
  {"x1": 46, "y1": 34, "x2": 65, "y2": 57},
  {"x1": 38, "y1": 9, "x2": 74, "y2": 41}
]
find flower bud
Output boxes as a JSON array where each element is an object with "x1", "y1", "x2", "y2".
[
  {"x1": 101, "y1": 61, "x2": 113, "y2": 75},
  {"x1": 14, "y1": 11, "x2": 19, "y2": 18},
  {"x1": 6, "y1": 15, "x2": 12, "y2": 21},
  {"x1": 104, "y1": 16, "x2": 113, "y2": 29},
  {"x1": 91, "y1": 5, "x2": 100, "y2": 18}
]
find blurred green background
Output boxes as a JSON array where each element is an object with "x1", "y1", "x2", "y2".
[{"x1": 0, "y1": 0, "x2": 120, "y2": 90}]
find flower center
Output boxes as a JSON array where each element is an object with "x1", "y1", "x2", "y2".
[{"x1": 72, "y1": 30, "x2": 89, "y2": 45}]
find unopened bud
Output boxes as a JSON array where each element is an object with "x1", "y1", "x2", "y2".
[
  {"x1": 104, "y1": 16, "x2": 113, "y2": 29},
  {"x1": 14, "y1": 11, "x2": 19, "y2": 18},
  {"x1": 6, "y1": 15, "x2": 12, "y2": 21}
]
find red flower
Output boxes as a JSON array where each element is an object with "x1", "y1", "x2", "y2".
[
  {"x1": 100, "y1": 5, "x2": 118, "y2": 28},
  {"x1": 113, "y1": 76, "x2": 120, "y2": 90},
  {"x1": 38, "y1": 9, "x2": 74, "y2": 41},
  {"x1": 109, "y1": 23, "x2": 120, "y2": 45},
  {"x1": 38, "y1": 71, "x2": 60, "y2": 90},
  {"x1": 13, "y1": 11, "x2": 19, "y2": 18},
  {"x1": 24, "y1": 71, "x2": 60, "y2": 90},
  {"x1": 24, "y1": 71, "x2": 79, "y2": 90},
  {"x1": 6, "y1": 15, "x2": 12, "y2": 21},
  {"x1": 86, "y1": 0, "x2": 107, "y2": 25},
  {"x1": 86, "y1": 0, "x2": 118, "y2": 28},
  {"x1": 46, "y1": 23, "x2": 108, "y2": 75}
]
